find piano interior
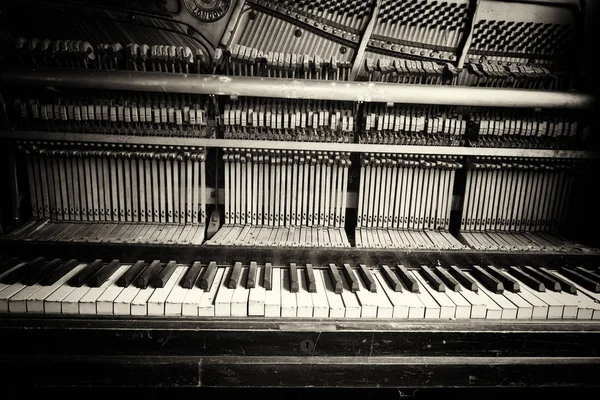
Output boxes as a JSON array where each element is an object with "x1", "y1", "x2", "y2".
[{"x1": 0, "y1": 0, "x2": 599, "y2": 389}]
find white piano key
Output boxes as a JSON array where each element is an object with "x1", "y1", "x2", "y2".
[
  {"x1": 248, "y1": 266, "x2": 266, "y2": 316},
  {"x1": 406, "y1": 271, "x2": 440, "y2": 319},
  {"x1": 502, "y1": 290, "x2": 533, "y2": 319},
  {"x1": 231, "y1": 268, "x2": 251, "y2": 317},
  {"x1": 0, "y1": 282, "x2": 27, "y2": 313},
  {"x1": 147, "y1": 266, "x2": 186, "y2": 316},
  {"x1": 339, "y1": 272, "x2": 362, "y2": 318},
  {"x1": 8, "y1": 283, "x2": 44, "y2": 313},
  {"x1": 550, "y1": 271, "x2": 600, "y2": 319},
  {"x1": 113, "y1": 284, "x2": 140, "y2": 315},
  {"x1": 199, "y1": 267, "x2": 225, "y2": 316},
  {"x1": 165, "y1": 266, "x2": 191, "y2": 316},
  {"x1": 319, "y1": 269, "x2": 345, "y2": 318},
  {"x1": 61, "y1": 282, "x2": 92, "y2": 314},
  {"x1": 296, "y1": 269, "x2": 314, "y2": 317},
  {"x1": 181, "y1": 267, "x2": 206, "y2": 317},
  {"x1": 476, "y1": 284, "x2": 518, "y2": 319},
  {"x1": 373, "y1": 270, "x2": 409, "y2": 318},
  {"x1": 281, "y1": 268, "x2": 297, "y2": 317},
  {"x1": 0, "y1": 262, "x2": 27, "y2": 293},
  {"x1": 264, "y1": 267, "x2": 281, "y2": 317},
  {"x1": 457, "y1": 286, "x2": 487, "y2": 319},
  {"x1": 309, "y1": 269, "x2": 329, "y2": 318},
  {"x1": 412, "y1": 270, "x2": 456, "y2": 319},
  {"x1": 542, "y1": 287, "x2": 579, "y2": 319},
  {"x1": 463, "y1": 272, "x2": 502, "y2": 319},
  {"x1": 44, "y1": 272, "x2": 87, "y2": 314},
  {"x1": 510, "y1": 281, "x2": 549, "y2": 319},
  {"x1": 356, "y1": 267, "x2": 393, "y2": 318},
  {"x1": 508, "y1": 274, "x2": 563, "y2": 318},
  {"x1": 214, "y1": 266, "x2": 235, "y2": 316},
  {"x1": 26, "y1": 264, "x2": 88, "y2": 313},
  {"x1": 78, "y1": 264, "x2": 130, "y2": 315},
  {"x1": 131, "y1": 283, "x2": 157, "y2": 316},
  {"x1": 442, "y1": 286, "x2": 472, "y2": 319},
  {"x1": 97, "y1": 266, "x2": 132, "y2": 315}
]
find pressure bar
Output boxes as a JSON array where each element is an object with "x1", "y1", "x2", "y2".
[
  {"x1": 2, "y1": 130, "x2": 599, "y2": 159},
  {"x1": 0, "y1": 68, "x2": 594, "y2": 109}
]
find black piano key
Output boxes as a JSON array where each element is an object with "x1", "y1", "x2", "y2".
[
  {"x1": 485, "y1": 265, "x2": 520, "y2": 293},
  {"x1": 434, "y1": 267, "x2": 461, "y2": 292},
  {"x1": 117, "y1": 260, "x2": 147, "y2": 288},
  {"x1": 396, "y1": 265, "x2": 419, "y2": 293},
  {"x1": 22, "y1": 258, "x2": 62, "y2": 286},
  {"x1": 539, "y1": 267, "x2": 577, "y2": 294},
  {"x1": 228, "y1": 262, "x2": 242, "y2": 289},
  {"x1": 41, "y1": 259, "x2": 79, "y2": 286},
  {"x1": 247, "y1": 261, "x2": 258, "y2": 289},
  {"x1": 2, "y1": 256, "x2": 46, "y2": 284},
  {"x1": 327, "y1": 263, "x2": 343, "y2": 294},
  {"x1": 134, "y1": 260, "x2": 162, "y2": 289},
  {"x1": 419, "y1": 265, "x2": 446, "y2": 292},
  {"x1": 153, "y1": 261, "x2": 177, "y2": 288},
  {"x1": 575, "y1": 267, "x2": 600, "y2": 282},
  {"x1": 199, "y1": 261, "x2": 218, "y2": 290},
  {"x1": 263, "y1": 263, "x2": 273, "y2": 290},
  {"x1": 0, "y1": 257, "x2": 20, "y2": 274},
  {"x1": 447, "y1": 265, "x2": 478, "y2": 292},
  {"x1": 522, "y1": 266, "x2": 561, "y2": 292},
  {"x1": 180, "y1": 261, "x2": 202, "y2": 289},
  {"x1": 88, "y1": 259, "x2": 121, "y2": 288},
  {"x1": 68, "y1": 259, "x2": 103, "y2": 287},
  {"x1": 342, "y1": 264, "x2": 359, "y2": 292},
  {"x1": 507, "y1": 266, "x2": 545, "y2": 292},
  {"x1": 305, "y1": 264, "x2": 317, "y2": 293},
  {"x1": 471, "y1": 265, "x2": 504, "y2": 294},
  {"x1": 288, "y1": 263, "x2": 299, "y2": 292},
  {"x1": 381, "y1": 265, "x2": 402, "y2": 292},
  {"x1": 358, "y1": 264, "x2": 377, "y2": 292},
  {"x1": 560, "y1": 267, "x2": 600, "y2": 293}
]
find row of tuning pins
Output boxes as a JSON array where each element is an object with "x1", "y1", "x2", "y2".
[
  {"x1": 14, "y1": 37, "x2": 209, "y2": 73},
  {"x1": 222, "y1": 98, "x2": 355, "y2": 142},
  {"x1": 12, "y1": 93, "x2": 211, "y2": 138},
  {"x1": 364, "y1": 57, "x2": 458, "y2": 84},
  {"x1": 361, "y1": 104, "x2": 466, "y2": 146},
  {"x1": 470, "y1": 109, "x2": 583, "y2": 149},
  {"x1": 215, "y1": 45, "x2": 351, "y2": 80}
]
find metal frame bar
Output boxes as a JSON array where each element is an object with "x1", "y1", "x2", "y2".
[
  {"x1": 3, "y1": 130, "x2": 598, "y2": 158},
  {"x1": 0, "y1": 68, "x2": 594, "y2": 109}
]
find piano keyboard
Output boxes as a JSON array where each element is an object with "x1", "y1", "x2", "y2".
[{"x1": 2, "y1": 257, "x2": 600, "y2": 319}]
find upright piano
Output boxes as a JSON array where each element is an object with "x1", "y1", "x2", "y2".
[{"x1": 0, "y1": 0, "x2": 599, "y2": 388}]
